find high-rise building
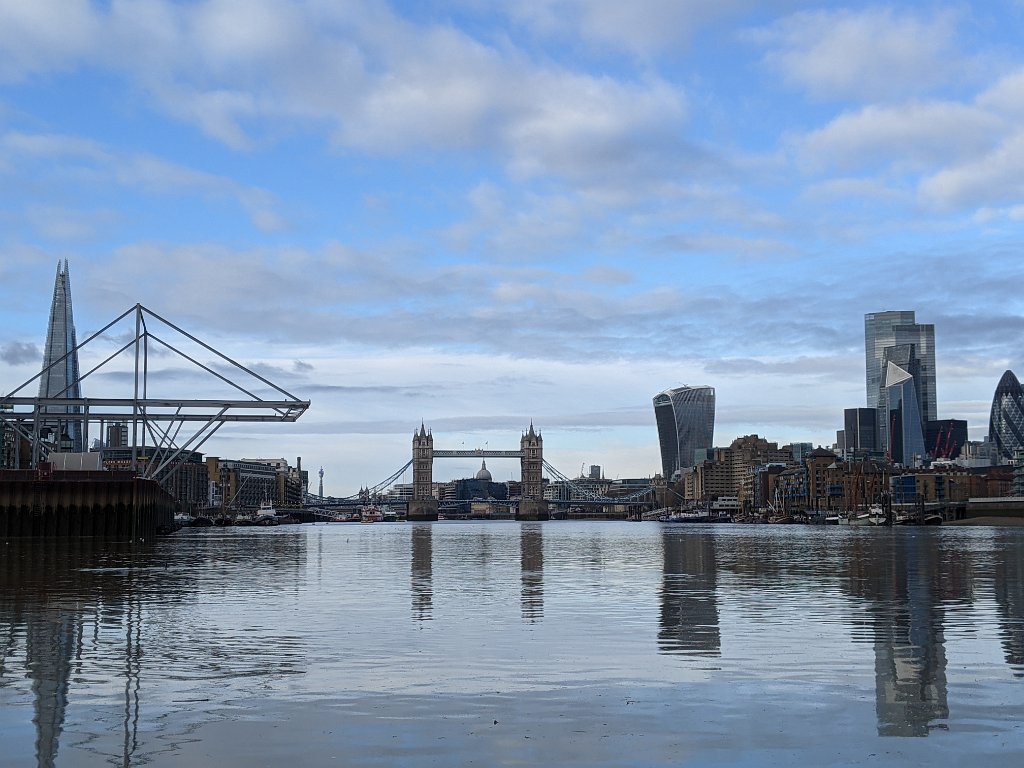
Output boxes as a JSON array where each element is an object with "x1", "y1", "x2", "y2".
[
  {"x1": 864, "y1": 311, "x2": 935, "y2": 453},
  {"x1": 653, "y1": 385, "x2": 715, "y2": 482},
  {"x1": 989, "y1": 370, "x2": 1024, "y2": 461},
  {"x1": 37, "y1": 260, "x2": 84, "y2": 452},
  {"x1": 885, "y1": 357, "x2": 926, "y2": 465},
  {"x1": 105, "y1": 422, "x2": 129, "y2": 448},
  {"x1": 843, "y1": 408, "x2": 878, "y2": 453}
]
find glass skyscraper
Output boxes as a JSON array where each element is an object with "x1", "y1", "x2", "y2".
[
  {"x1": 37, "y1": 260, "x2": 84, "y2": 453},
  {"x1": 989, "y1": 370, "x2": 1024, "y2": 461},
  {"x1": 885, "y1": 357, "x2": 926, "y2": 465},
  {"x1": 653, "y1": 385, "x2": 715, "y2": 482},
  {"x1": 864, "y1": 311, "x2": 935, "y2": 454}
]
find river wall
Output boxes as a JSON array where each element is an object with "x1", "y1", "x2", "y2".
[{"x1": 0, "y1": 471, "x2": 177, "y2": 538}]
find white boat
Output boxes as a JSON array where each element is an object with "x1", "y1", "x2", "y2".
[{"x1": 253, "y1": 500, "x2": 280, "y2": 526}]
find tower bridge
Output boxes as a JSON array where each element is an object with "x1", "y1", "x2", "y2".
[
  {"x1": 304, "y1": 424, "x2": 660, "y2": 521},
  {"x1": 410, "y1": 422, "x2": 547, "y2": 521}
]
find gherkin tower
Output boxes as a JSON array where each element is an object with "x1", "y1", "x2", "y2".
[
  {"x1": 990, "y1": 370, "x2": 1024, "y2": 461},
  {"x1": 37, "y1": 260, "x2": 84, "y2": 452}
]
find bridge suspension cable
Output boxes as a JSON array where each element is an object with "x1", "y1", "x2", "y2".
[
  {"x1": 306, "y1": 460, "x2": 413, "y2": 504},
  {"x1": 542, "y1": 460, "x2": 656, "y2": 503}
]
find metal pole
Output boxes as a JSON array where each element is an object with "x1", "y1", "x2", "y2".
[{"x1": 131, "y1": 306, "x2": 141, "y2": 475}]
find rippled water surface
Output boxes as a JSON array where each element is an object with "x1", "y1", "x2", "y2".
[{"x1": 1, "y1": 522, "x2": 1023, "y2": 766}]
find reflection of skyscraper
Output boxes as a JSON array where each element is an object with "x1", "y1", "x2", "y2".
[
  {"x1": 520, "y1": 524, "x2": 543, "y2": 623},
  {"x1": 26, "y1": 608, "x2": 76, "y2": 766},
  {"x1": 410, "y1": 525, "x2": 433, "y2": 621},
  {"x1": 989, "y1": 370, "x2": 1024, "y2": 461},
  {"x1": 37, "y1": 260, "x2": 84, "y2": 453},
  {"x1": 848, "y1": 534, "x2": 949, "y2": 737},
  {"x1": 864, "y1": 312, "x2": 935, "y2": 455},
  {"x1": 653, "y1": 386, "x2": 715, "y2": 482},
  {"x1": 994, "y1": 533, "x2": 1024, "y2": 677},
  {"x1": 658, "y1": 531, "x2": 720, "y2": 656}
]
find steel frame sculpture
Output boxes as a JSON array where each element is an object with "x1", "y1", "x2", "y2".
[{"x1": 1, "y1": 304, "x2": 309, "y2": 477}]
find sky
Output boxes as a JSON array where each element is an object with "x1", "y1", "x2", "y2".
[{"x1": 3, "y1": 0, "x2": 1024, "y2": 496}]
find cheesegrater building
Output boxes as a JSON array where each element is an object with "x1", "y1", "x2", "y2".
[
  {"x1": 653, "y1": 385, "x2": 715, "y2": 483},
  {"x1": 37, "y1": 260, "x2": 85, "y2": 453}
]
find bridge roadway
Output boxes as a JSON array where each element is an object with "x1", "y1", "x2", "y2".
[{"x1": 432, "y1": 449, "x2": 523, "y2": 459}]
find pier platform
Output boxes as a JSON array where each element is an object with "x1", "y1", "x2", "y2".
[{"x1": 0, "y1": 470, "x2": 177, "y2": 539}]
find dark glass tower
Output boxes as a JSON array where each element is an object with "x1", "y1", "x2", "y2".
[
  {"x1": 37, "y1": 260, "x2": 84, "y2": 452},
  {"x1": 843, "y1": 407, "x2": 878, "y2": 453},
  {"x1": 989, "y1": 370, "x2": 1024, "y2": 460},
  {"x1": 653, "y1": 385, "x2": 715, "y2": 482}
]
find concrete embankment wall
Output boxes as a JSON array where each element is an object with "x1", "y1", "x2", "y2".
[
  {"x1": 0, "y1": 471, "x2": 177, "y2": 539},
  {"x1": 964, "y1": 497, "x2": 1024, "y2": 522}
]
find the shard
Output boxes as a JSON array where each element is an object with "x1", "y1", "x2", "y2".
[{"x1": 37, "y1": 260, "x2": 84, "y2": 453}]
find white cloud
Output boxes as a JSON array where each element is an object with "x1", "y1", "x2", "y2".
[
  {"x1": 789, "y1": 65, "x2": 1024, "y2": 215},
  {"x1": 0, "y1": 130, "x2": 286, "y2": 231},
  {"x1": 798, "y1": 101, "x2": 1004, "y2": 174},
  {"x1": 0, "y1": 0, "x2": 100, "y2": 81},
  {"x1": 0, "y1": 0, "x2": 690, "y2": 187},
  {"x1": 754, "y1": 7, "x2": 963, "y2": 102},
  {"x1": 921, "y1": 130, "x2": 1024, "y2": 210}
]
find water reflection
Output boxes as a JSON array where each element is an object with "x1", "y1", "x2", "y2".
[
  {"x1": 994, "y1": 533, "x2": 1024, "y2": 677},
  {"x1": 658, "y1": 530, "x2": 720, "y2": 656},
  {"x1": 1, "y1": 524, "x2": 1022, "y2": 767},
  {"x1": 410, "y1": 524, "x2": 433, "y2": 621},
  {"x1": 0, "y1": 532, "x2": 308, "y2": 767},
  {"x1": 868, "y1": 536, "x2": 949, "y2": 737},
  {"x1": 520, "y1": 524, "x2": 544, "y2": 623},
  {"x1": 1, "y1": 540, "x2": 168, "y2": 768}
]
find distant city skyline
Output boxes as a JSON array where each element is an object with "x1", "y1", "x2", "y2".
[{"x1": 2, "y1": 3, "x2": 1024, "y2": 493}]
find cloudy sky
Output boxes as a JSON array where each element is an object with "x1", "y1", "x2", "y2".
[{"x1": 2, "y1": 0, "x2": 1024, "y2": 495}]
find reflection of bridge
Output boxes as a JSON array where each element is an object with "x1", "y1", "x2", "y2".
[{"x1": 304, "y1": 424, "x2": 659, "y2": 520}]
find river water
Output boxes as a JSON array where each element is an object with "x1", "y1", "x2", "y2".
[{"x1": 1, "y1": 522, "x2": 1022, "y2": 767}]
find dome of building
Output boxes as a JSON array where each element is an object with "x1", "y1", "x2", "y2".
[
  {"x1": 475, "y1": 459, "x2": 492, "y2": 481},
  {"x1": 990, "y1": 369, "x2": 1024, "y2": 460}
]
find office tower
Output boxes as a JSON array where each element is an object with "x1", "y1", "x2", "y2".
[
  {"x1": 989, "y1": 370, "x2": 1024, "y2": 461},
  {"x1": 653, "y1": 385, "x2": 715, "y2": 482},
  {"x1": 843, "y1": 408, "x2": 878, "y2": 453},
  {"x1": 864, "y1": 311, "x2": 935, "y2": 454},
  {"x1": 885, "y1": 355, "x2": 926, "y2": 465},
  {"x1": 105, "y1": 422, "x2": 128, "y2": 449},
  {"x1": 37, "y1": 260, "x2": 84, "y2": 453}
]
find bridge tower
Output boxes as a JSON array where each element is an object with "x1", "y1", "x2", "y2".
[
  {"x1": 409, "y1": 423, "x2": 438, "y2": 521},
  {"x1": 518, "y1": 422, "x2": 549, "y2": 521}
]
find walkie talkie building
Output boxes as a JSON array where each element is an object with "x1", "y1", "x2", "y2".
[
  {"x1": 653, "y1": 385, "x2": 715, "y2": 483},
  {"x1": 37, "y1": 260, "x2": 84, "y2": 453}
]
